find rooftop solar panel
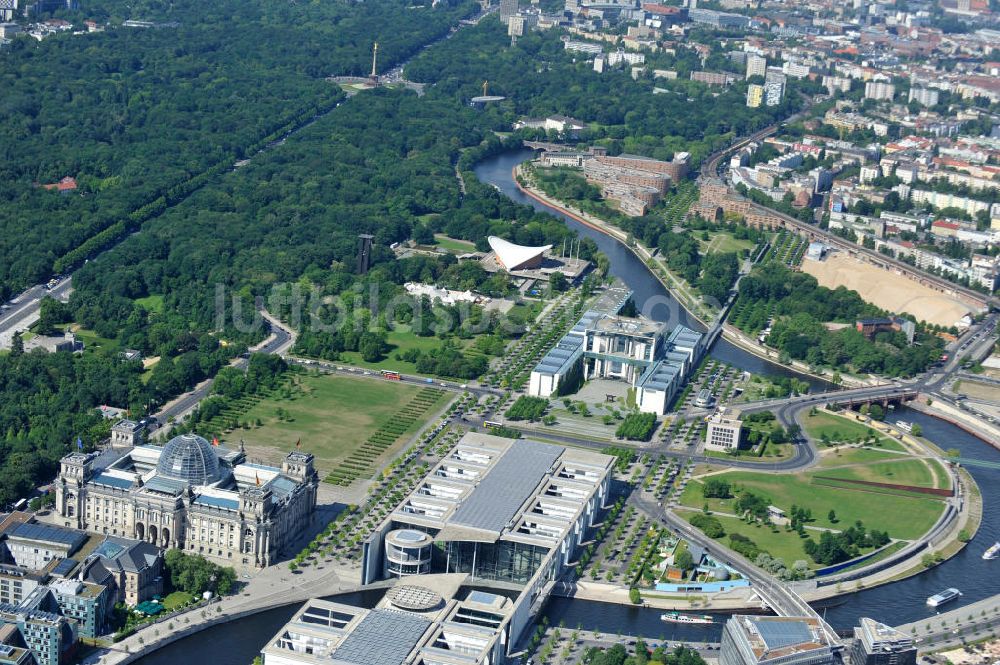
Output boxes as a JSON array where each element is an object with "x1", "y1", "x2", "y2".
[
  {"x1": 332, "y1": 609, "x2": 430, "y2": 665},
  {"x1": 449, "y1": 440, "x2": 562, "y2": 534},
  {"x1": 9, "y1": 523, "x2": 86, "y2": 548}
]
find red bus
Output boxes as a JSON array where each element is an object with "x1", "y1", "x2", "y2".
[{"x1": 381, "y1": 370, "x2": 401, "y2": 381}]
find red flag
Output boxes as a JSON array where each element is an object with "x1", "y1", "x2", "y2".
[
  {"x1": 212, "y1": 437, "x2": 219, "y2": 447},
  {"x1": 295, "y1": 438, "x2": 301, "y2": 449},
  {"x1": 255, "y1": 473, "x2": 261, "y2": 487}
]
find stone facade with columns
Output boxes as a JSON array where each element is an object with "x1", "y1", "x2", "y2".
[{"x1": 54, "y1": 434, "x2": 317, "y2": 569}]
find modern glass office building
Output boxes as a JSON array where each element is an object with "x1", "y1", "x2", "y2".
[{"x1": 361, "y1": 433, "x2": 614, "y2": 655}]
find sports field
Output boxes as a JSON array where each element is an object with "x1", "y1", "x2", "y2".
[{"x1": 235, "y1": 373, "x2": 448, "y2": 475}]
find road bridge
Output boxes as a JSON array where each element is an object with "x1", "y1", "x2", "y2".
[
  {"x1": 738, "y1": 385, "x2": 919, "y2": 414},
  {"x1": 631, "y1": 494, "x2": 841, "y2": 646},
  {"x1": 523, "y1": 140, "x2": 579, "y2": 152}
]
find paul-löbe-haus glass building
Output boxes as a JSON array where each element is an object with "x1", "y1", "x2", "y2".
[{"x1": 362, "y1": 433, "x2": 614, "y2": 648}]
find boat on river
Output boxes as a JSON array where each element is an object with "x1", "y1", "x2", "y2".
[{"x1": 661, "y1": 612, "x2": 713, "y2": 625}]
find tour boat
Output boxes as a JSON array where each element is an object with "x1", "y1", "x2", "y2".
[
  {"x1": 926, "y1": 588, "x2": 961, "y2": 608},
  {"x1": 661, "y1": 612, "x2": 714, "y2": 625},
  {"x1": 895, "y1": 420, "x2": 913, "y2": 432},
  {"x1": 983, "y1": 542, "x2": 1000, "y2": 560}
]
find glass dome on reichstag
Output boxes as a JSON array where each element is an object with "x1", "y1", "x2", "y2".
[{"x1": 156, "y1": 433, "x2": 222, "y2": 485}]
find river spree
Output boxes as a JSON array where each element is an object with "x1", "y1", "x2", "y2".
[
  {"x1": 135, "y1": 152, "x2": 1000, "y2": 663},
  {"x1": 473, "y1": 149, "x2": 830, "y2": 389}
]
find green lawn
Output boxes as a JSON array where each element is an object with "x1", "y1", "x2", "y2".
[
  {"x1": 682, "y1": 469, "x2": 945, "y2": 540},
  {"x1": 162, "y1": 591, "x2": 195, "y2": 611},
  {"x1": 433, "y1": 234, "x2": 476, "y2": 253},
  {"x1": 816, "y1": 447, "x2": 906, "y2": 467},
  {"x1": 235, "y1": 373, "x2": 448, "y2": 474},
  {"x1": 135, "y1": 294, "x2": 165, "y2": 314},
  {"x1": 801, "y1": 411, "x2": 906, "y2": 451},
  {"x1": 57, "y1": 324, "x2": 118, "y2": 353},
  {"x1": 337, "y1": 329, "x2": 475, "y2": 375},
  {"x1": 818, "y1": 458, "x2": 950, "y2": 490},
  {"x1": 704, "y1": 513, "x2": 821, "y2": 567},
  {"x1": 699, "y1": 232, "x2": 755, "y2": 256}
]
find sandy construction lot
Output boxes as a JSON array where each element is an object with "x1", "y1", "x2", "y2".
[{"x1": 801, "y1": 251, "x2": 972, "y2": 327}]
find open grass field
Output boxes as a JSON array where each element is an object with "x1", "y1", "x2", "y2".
[
  {"x1": 134, "y1": 294, "x2": 165, "y2": 314},
  {"x1": 816, "y1": 447, "x2": 904, "y2": 468},
  {"x1": 682, "y1": 467, "x2": 946, "y2": 541},
  {"x1": 705, "y1": 513, "x2": 820, "y2": 566},
  {"x1": 818, "y1": 458, "x2": 950, "y2": 490},
  {"x1": 433, "y1": 234, "x2": 476, "y2": 253},
  {"x1": 800, "y1": 411, "x2": 906, "y2": 451},
  {"x1": 234, "y1": 373, "x2": 448, "y2": 477},
  {"x1": 699, "y1": 232, "x2": 755, "y2": 256},
  {"x1": 337, "y1": 329, "x2": 476, "y2": 375}
]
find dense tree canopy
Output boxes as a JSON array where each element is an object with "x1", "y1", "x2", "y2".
[{"x1": 0, "y1": 0, "x2": 475, "y2": 297}]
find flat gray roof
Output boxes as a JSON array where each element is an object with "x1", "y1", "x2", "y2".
[
  {"x1": 534, "y1": 334, "x2": 583, "y2": 375},
  {"x1": 449, "y1": 440, "x2": 563, "y2": 535},
  {"x1": 637, "y1": 359, "x2": 681, "y2": 391},
  {"x1": 332, "y1": 609, "x2": 430, "y2": 665}
]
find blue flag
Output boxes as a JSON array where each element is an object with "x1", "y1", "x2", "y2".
[{"x1": 76, "y1": 437, "x2": 83, "y2": 451}]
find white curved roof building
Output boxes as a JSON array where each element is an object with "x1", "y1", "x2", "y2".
[{"x1": 488, "y1": 236, "x2": 552, "y2": 271}]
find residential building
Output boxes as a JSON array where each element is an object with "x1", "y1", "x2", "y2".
[
  {"x1": 705, "y1": 411, "x2": 743, "y2": 451},
  {"x1": 865, "y1": 80, "x2": 896, "y2": 101},
  {"x1": 47, "y1": 579, "x2": 111, "y2": 639},
  {"x1": 0, "y1": 568, "x2": 42, "y2": 607},
  {"x1": 55, "y1": 435, "x2": 318, "y2": 569},
  {"x1": 765, "y1": 70, "x2": 786, "y2": 106},
  {"x1": 499, "y1": 0, "x2": 518, "y2": 23},
  {"x1": 747, "y1": 83, "x2": 764, "y2": 108},
  {"x1": 850, "y1": 618, "x2": 917, "y2": 665},
  {"x1": 720, "y1": 615, "x2": 839, "y2": 665},
  {"x1": 563, "y1": 39, "x2": 603, "y2": 55},
  {"x1": 0, "y1": 626, "x2": 34, "y2": 665},
  {"x1": 908, "y1": 87, "x2": 939, "y2": 107},
  {"x1": 691, "y1": 70, "x2": 737, "y2": 87},
  {"x1": 607, "y1": 49, "x2": 645, "y2": 66},
  {"x1": 746, "y1": 54, "x2": 767, "y2": 79},
  {"x1": 912, "y1": 189, "x2": 991, "y2": 217},
  {"x1": 782, "y1": 61, "x2": 811, "y2": 79},
  {"x1": 0, "y1": 604, "x2": 76, "y2": 665}
]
